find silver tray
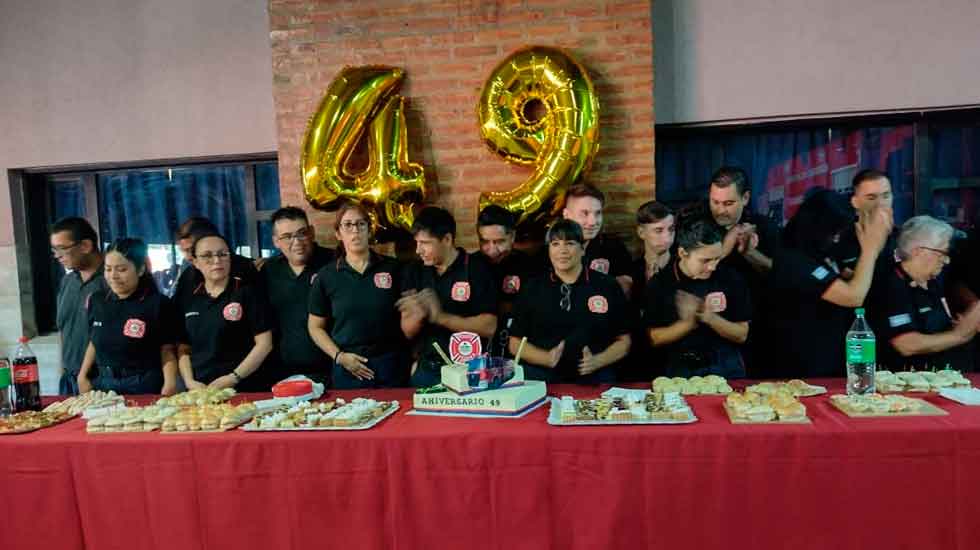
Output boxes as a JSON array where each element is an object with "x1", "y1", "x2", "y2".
[
  {"x1": 546, "y1": 397, "x2": 698, "y2": 426},
  {"x1": 240, "y1": 401, "x2": 399, "y2": 432}
]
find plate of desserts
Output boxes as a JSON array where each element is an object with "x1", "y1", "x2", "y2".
[
  {"x1": 156, "y1": 387, "x2": 238, "y2": 407},
  {"x1": 875, "y1": 369, "x2": 971, "y2": 393},
  {"x1": 829, "y1": 393, "x2": 948, "y2": 417},
  {"x1": 0, "y1": 410, "x2": 74, "y2": 435},
  {"x1": 652, "y1": 375, "x2": 733, "y2": 395},
  {"x1": 159, "y1": 403, "x2": 257, "y2": 433},
  {"x1": 44, "y1": 390, "x2": 126, "y2": 417},
  {"x1": 242, "y1": 398, "x2": 399, "y2": 431},
  {"x1": 724, "y1": 389, "x2": 809, "y2": 423},
  {"x1": 744, "y1": 379, "x2": 826, "y2": 397},
  {"x1": 86, "y1": 405, "x2": 180, "y2": 433},
  {"x1": 548, "y1": 391, "x2": 697, "y2": 426}
]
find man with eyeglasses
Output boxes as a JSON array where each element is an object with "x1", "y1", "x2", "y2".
[
  {"x1": 259, "y1": 206, "x2": 334, "y2": 384},
  {"x1": 398, "y1": 207, "x2": 498, "y2": 387},
  {"x1": 867, "y1": 216, "x2": 979, "y2": 371},
  {"x1": 50, "y1": 216, "x2": 107, "y2": 395},
  {"x1": 508, "y1": 219, "x2": 631, "y2": 383}
]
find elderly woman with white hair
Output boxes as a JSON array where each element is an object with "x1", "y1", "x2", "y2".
[{"x1": 869, "y1": 215, "x2": 980, "y2": 371}]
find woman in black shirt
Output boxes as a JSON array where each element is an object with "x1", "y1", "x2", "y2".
[
  {"x1": 77, "y1": 238, "x2": 178, "y2": 395},
  {"x1": 177, "y1": 232, "x2": 273, "y2": 390}
]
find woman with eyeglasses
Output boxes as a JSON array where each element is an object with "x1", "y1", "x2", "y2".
[
  {"x1": 177, "y1": 232, "x2": 273, "y2": 391},
  {"x1": 308, "y1": 202, "x2": 408, "y2": 388},
  {"x1": 867, "y1": 216, "x2": 980, "y2": 371},
  {"x1": 77, "y1": 238, "x2": 179, "y2": 395},
  {"x1": 508, "y1": 219, "x2": 630, "y2": 383},
  {"x1": 644, "y1": 217, "x2": 752, "y2": 378}
]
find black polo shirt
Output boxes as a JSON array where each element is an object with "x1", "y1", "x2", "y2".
[
  {"x1": 644, "y1": 260, "x2": 752, "y2": 356},
  {"x1": 173, "y1": 253, "x2": 259, "y2": 315},
  {"x1": 480, "y1": 249, "x2": 539, "y2": 356},
  {"x1": 261, "y1": 246, "x2": 334, "y2": 374},
  {"x1": 835, "y1": 224, "x2": 899, "y2": 275},
  {"x1": 177, "y1": 277, "x2": 270, "y2": 384},
  {"x1": 770, "y1": 249, "x2": 852, "y2": 377},
  {"x1": 510, "y1": 268, "x2": 629, "y2": 380},
  {"x1": 87, "y1": 285, "x2": 177, "y2": 375},
  {"x1": 308, "y1": 252, "x2": 404, "y2": 357},
  {"x1": 57, "y1": 268, "x2": 108, "y2": 374},
  {"x1": 869, "y1": 265, "x2": 971, "y2": 371},
  {"x1": 583, "y1": 233, "x2": 632, "y2": 278},
  {"x1": 402, "y1": 249, "x2": 498, "y2": 368},
  {"x1": 710, "y1": 209, "x2": 781, "y2": 278}
]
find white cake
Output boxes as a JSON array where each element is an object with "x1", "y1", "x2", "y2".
[{"x1": 413, "y1": 366, "x2": 547, "y2": 416}]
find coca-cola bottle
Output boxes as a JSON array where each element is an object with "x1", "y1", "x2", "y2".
[{"x1": 13, "y1": 336, "x2": 41, "y2": 412}]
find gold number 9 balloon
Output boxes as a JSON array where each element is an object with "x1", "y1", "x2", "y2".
[
  {"x1": 301, "y1": 66, "x2": 429, "y2": 233},
  {"x1": 477, "y1": 46, "x2": 600, "y2": 226}
]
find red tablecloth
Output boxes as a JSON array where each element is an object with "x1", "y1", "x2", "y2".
[{"x1": 3, "y1": 378, "x2": 980, "y2": 550}]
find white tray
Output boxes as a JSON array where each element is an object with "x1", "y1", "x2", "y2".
[
  {"x1": 939, "y1": 387, "x2": 980, "y2": 405},
  {"x1": 546, "y1": 397, "x2": 697, "y2": 426},
  {"x1": 240, "y1": 401, "x2": 399, "y2": 432}
]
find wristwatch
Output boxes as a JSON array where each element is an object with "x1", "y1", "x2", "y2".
[{"x1": 231, "y1": 370, "x2": 243, "y2": 384}]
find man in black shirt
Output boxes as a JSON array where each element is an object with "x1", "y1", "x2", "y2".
[
  {"x1": 399, "y1": 207, "x2": 498, "y2": 387},
  {"x1": 645, "y1": 219, "x2": 751, "y2": 378},
  {"x1": 769, "y1": 189, "x2": 892, "y2": 378},
  {"x1": 259, "y1": 207, "x2": 334, "y2": 384},
  {"x1": 476, "y1": 205, "x2": 535, "y2": 357},
  {"x1": 705, "y1": 167, "x2": 780, "y2": 376},
  {"x1": 836, "y1": 169, "x2": 899, "y2": 273},
  {"x1": 562, "y1": 183, "x2": 633, "y2": 296},
  {"x1": 51, "y1": 217, "x2": 107, "y2": 395},
  {"x1": 868, "y1": 216, "x2": 980, "y2": 371}
]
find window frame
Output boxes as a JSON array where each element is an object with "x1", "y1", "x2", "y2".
[{"x1": 8, "y1": 152, "x2": 279, "y2": 337}]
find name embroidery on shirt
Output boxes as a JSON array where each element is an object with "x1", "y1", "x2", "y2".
[
  {"x1": 451, "y1": 281, "x2": 471, "y2": 302},
  {"x1": 374, "y1": 272, "x2": 393, "y2": 289},
  {"x1": 588, "y1": 295, "x2": 608, "y2": 314},
  {"x1": 223, "y1": 302, "x2": 243, "y2": 322},
  {"x1": 888, "y1": 313, "x2": 912, "y2": 327},
  {"x1": 502, "y1": 275, "x2": 520, "y2": 295},
  {"x1": 705, "y1": 291, "x2": 727, "y2": 313},
  {"x1": 310, "y1": 273, "x2": 318, "y2": 286},
  {"x1": 93, "y1": 321, "x2": 103, "y2": 327},
  {"x1": 184, "y1": 311, "x2": 200, "y2": 318},
  {"x1": 589, "y1": 258, "x2": 610, "y2": 274},
  {"x1": 124, "y1": 318, "x2": 146, "y2": 339}
]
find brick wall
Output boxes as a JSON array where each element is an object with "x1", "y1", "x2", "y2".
[{"x1": 269, "y1": 0, "x2": 655, "y2": 252}]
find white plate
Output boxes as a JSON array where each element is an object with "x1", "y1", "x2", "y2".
[
  {"x1": 939, "y1": 388, "x2": 980, "y2": 405},
  {"x1": 546, "y1": 397, "x2": 698, "y2": 426},
  {"x1": 240, "y1": 401, "x2": 399, "y2": 431}
]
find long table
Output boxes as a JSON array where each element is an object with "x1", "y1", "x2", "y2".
[{"x1": 2, "y1": 378, "x2": 980, "y2": 550}]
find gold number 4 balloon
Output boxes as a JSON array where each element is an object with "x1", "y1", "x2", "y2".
[
  {"x1": 477, "y1": 46, "x2": 600, "y2": 226},
  {"x1": 300, "y1": 66, "x2": 428, "y2": 233},
  {"x1": 301, "y1": 47, "x2": 599, "y2": 233}
]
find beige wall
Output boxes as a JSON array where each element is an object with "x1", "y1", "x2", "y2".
[
  {"x1": 0, "y1": 0, "x2": 277, "y2": 390},
  {"x1": 655, "y1": 0, "x2": 980, "y2": 124}
]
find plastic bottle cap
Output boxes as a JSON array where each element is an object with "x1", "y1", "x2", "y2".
[
  {"x1": 17, "y1": 336, "x2": 28, "y2": 344},
  {"x1": 855, "y1": 308, "x2": 865, "y2": 315}
]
